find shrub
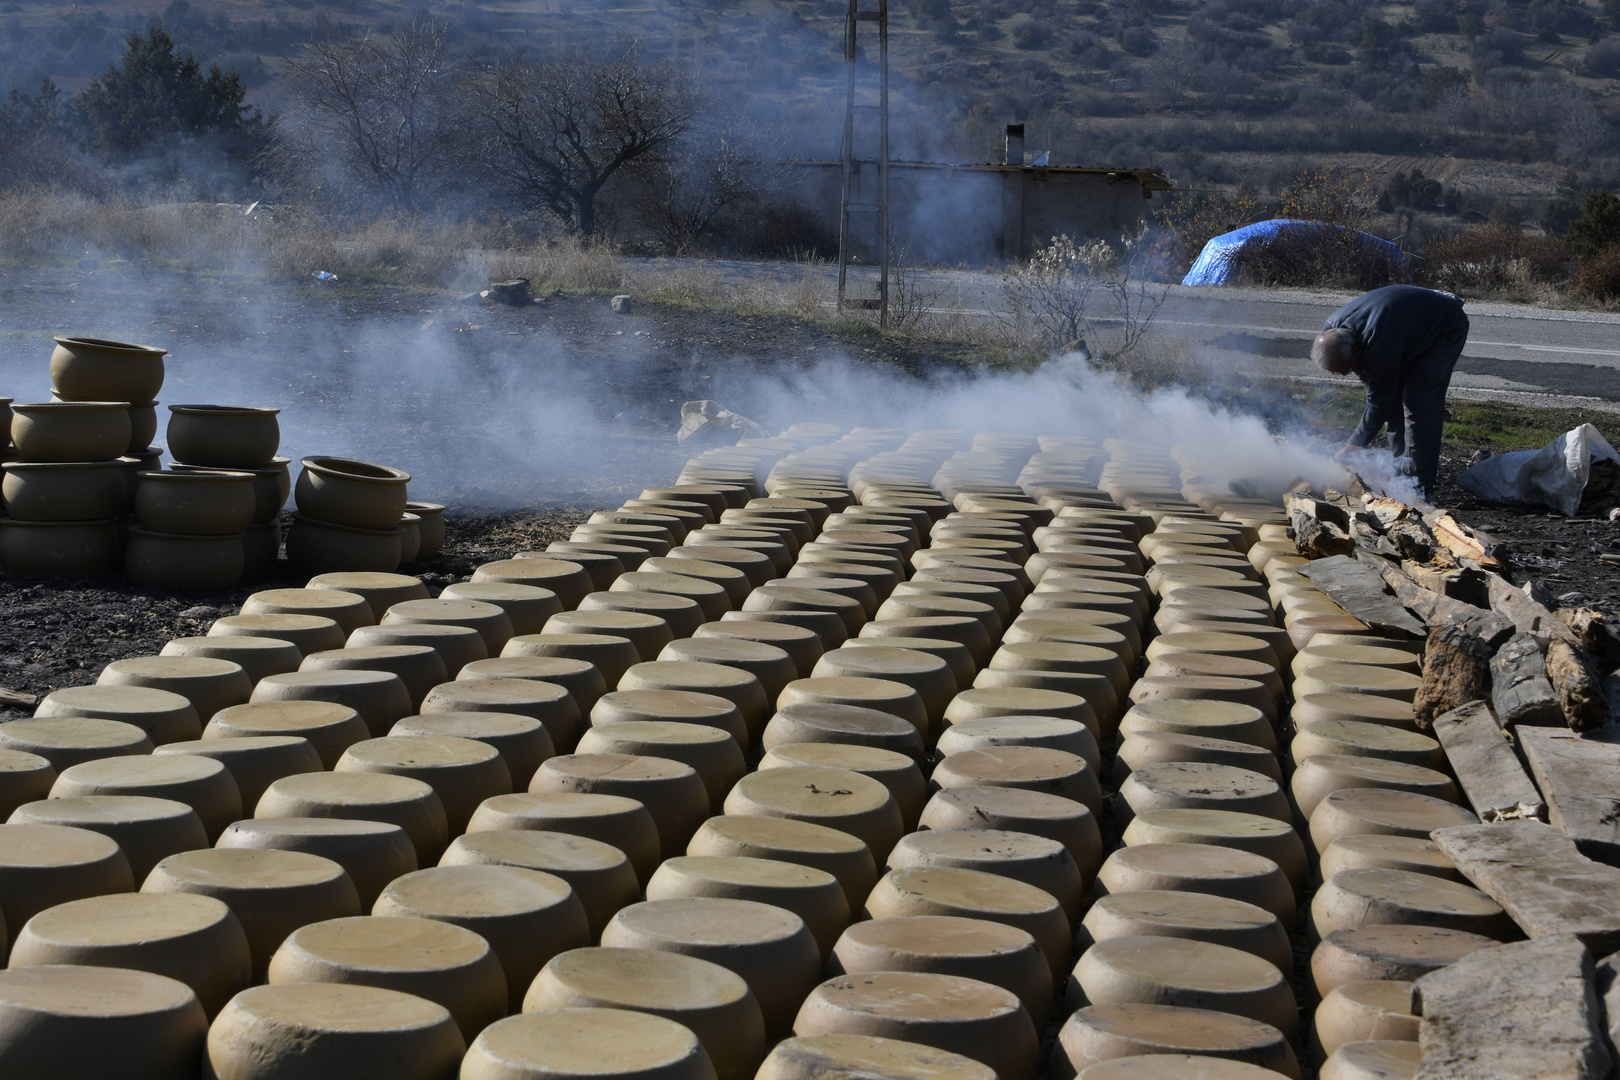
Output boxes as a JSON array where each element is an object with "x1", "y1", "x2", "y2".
[
  {"x1": 1567, "y1": 190, "x2": 1620, "y2": 260},
  {"x1": 1418, "y1": 223, "x2": 1570, "y2": 294},
  {"x1": 1571, "y1": 242, "x2": 1620, "y2": 300},
  {"x1": 1224, "y1": 222, "x2": 1407, "y2": 290}
]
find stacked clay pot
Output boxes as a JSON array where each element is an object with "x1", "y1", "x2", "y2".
[
  {"x1": 2, "y1": 425, "x2": 1487, "y2": 1080},
  {"x1": 2, "y1": 350, "x2": 141, "y2": 577},
  {"x1": 165, "y1": 405, "x2": 289, "y2": 579},
  {"x1": 288, "y1": 456, "x2": 412, "y2": 574},
  {"x1": 128, "y1": 469, "x2": 256, "y2": 589}
]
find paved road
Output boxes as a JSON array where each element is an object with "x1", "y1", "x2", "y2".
[{"x1": 647, "y1": 258, "x2": 1620, "y2": 411}]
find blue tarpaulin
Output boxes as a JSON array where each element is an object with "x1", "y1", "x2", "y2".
[{"x1": 1181, "y1": 219, "x2": 1406, "y2": 286}]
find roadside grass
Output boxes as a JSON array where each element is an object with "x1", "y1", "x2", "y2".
[{"x1": 1297, "y1": 384, "x2": 1614, "y2": 450}]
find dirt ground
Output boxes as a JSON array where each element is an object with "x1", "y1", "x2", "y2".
[{"x1": 2, "y1": 270, "x2": 1616, "y2": 713}]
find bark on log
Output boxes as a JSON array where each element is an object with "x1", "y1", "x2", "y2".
[
  {"x1": 1492, "y1": 633, "x2": 1567, "y2": 729},
  {"x1": 1488, "y1": 576, "x2": 1576, "y2": 646},
  {"x1": 1430, "y1": 700, "x2": 1546, "y2": 821},
  {"x1": 1414, "y1": 625, "x2": 1491, "y2": 730},
  {"x1": 1519, "y1": 728, "x2": 1620, "y2": 867},
  {"x1": 1298, "y1": 554, "x2": 1427, "y2": 637},
  {"x1": 1414, "y1": 934, "x2": 1610, "y2": 1080},
  {"x1": 1548, "y1": 639, "x2": 1611, "y2": 732},
  {"x1": 1287, "y1": 494, "x2": 1356, "y2": 559},
  {"x1": 1431, "y1": 821, "x2": 1620, "y2": 954},
  {"x1": 1423, "y1": 510, "x2": 1503, "y2": 570},
  {"x1": 1379, "y1": 562, "x2": 1516, "y2": 647}
]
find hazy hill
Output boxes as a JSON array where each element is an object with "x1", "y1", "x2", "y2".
[{"x1": 3, "y1": 0, "x2": 1617, "y2": 215}]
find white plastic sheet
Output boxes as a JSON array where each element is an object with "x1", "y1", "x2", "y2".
[{"x1": 1456, "y1": 423, "x2": 1620, "y2": 517}]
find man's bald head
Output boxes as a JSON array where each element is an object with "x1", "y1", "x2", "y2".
[{"x1": 1313, "y1": 328, "x2": 1359, "y2": 374}]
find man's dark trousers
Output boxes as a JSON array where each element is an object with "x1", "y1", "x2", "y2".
[{"x1": 1385, "y1": 315, "x2": 1467, "y2": 499}]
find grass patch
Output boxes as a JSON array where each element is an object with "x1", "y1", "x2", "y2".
[{"x1": 1297, "y1": 384, "x2": 1614, "y2": 450}]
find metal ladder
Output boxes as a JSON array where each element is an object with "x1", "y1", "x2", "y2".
[{"x1": 836, "y1": 0, "x2": 889, "y2": 328}]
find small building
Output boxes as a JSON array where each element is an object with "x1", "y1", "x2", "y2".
[{"x1": 788, "y1": 126, "x2": 1172, "y2": 266}]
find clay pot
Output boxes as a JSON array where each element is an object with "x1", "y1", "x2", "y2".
[
  {"x1": 400, "y1": 512, "x2": 421, "y2": 563},
  {"x1": 286, "y1": 514, "x2": 403, "y2": 574},
  {"x1": 11, "y1": 402, "x2": 131, "y2": 463},
  {"x1": 166, "y1": 405, "x2": 281, "y2": 468},
  {"x1": 135, "y1": 470, "x2": 256, "y2": 535},
  {"x1": 118, "y1": 447, "x2": 163, "y2": 508},
  {"x1": 295, "y1": 456, "x2": 411, "y2": 530},
  {"x1": 126, "y1": 526, "x2": 245, "y2": 590},
  {"x1": 50, "y1": 335, "x2": 167, "y2": 402},
  {"x1": 0, "y1": 517, "x2": 122, "y2": 578},
  {"x1": 407, "y1": 502, "x2": 445, "y2": 558},
  {"x1": 170, "y1": 457, "x2": 290, "y2": 523},
  {"x1": 61, "y1": 392, "x2": 159, "y2": 454},
  {"x1": 242, "y1": 522, "x2": 282, "y2": 577},
  {"x1": 1, "y1": 460, "x2": 127, "y2": 521}
]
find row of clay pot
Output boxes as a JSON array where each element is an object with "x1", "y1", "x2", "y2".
[{"x1": 0, "y1": 430, "x2": 1438, "y2": 1080}]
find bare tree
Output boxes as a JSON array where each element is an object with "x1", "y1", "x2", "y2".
[
  {"x1": 471, "y1": 42, "x2": 696, "y2": 237},
  {"x1": 277, "y1": 15, "x2": 459, "y2": 212},
  {"x1": 634, "y1": 111, "x2": 776, "y2": 253}
]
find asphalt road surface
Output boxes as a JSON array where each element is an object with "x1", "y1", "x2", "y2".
[{"x1": 661, "y1": 258, "x2": 1620, "y2": 412}]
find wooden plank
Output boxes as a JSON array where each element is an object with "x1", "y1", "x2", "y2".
[
  {"x1": 0, "y1": 687, "x2": 35, "y2": 709},
  {"x1": 1519, "y1": 728, "x2": 1620, "y2": 867},
  {"x1": 1491, "y1": 633, "x2": 1566, "y2": 729},
  {"x1": 1430, "y1": 700, "x2": 1545, "y2": 822},
  {"x1": 1414, "y1": 934, "x2": 1611, "y2": 1080},
  {"x1": 1298, "y1": 553, "x2": 1427, "y2": 637},
  {"x1": 1431, "y1": 821, "x2": 1620, "y2": 955}
]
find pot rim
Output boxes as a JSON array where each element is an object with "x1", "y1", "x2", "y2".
[
  {"x1": 289, "y1": 512, "x2": 405, "y2": 538},
  {"x1": 2, "y1": 459, "x2": 129, "y2": 471},
  {"x1": 128, "y1": 524, "x2": 247, "y2": 541},
  {"x1": 405, "y1": 501, "x2": 445, "y2": 513},
  {"x1": 0, "y1": 516, "x2": 123, "y2": 529},
  {"x1": 137, "y1": 469, "x2": 256, "y2": 482},
  {"x1": 301, "y1": 456, "x2": 411, "y2": 485},
  {"x1": 50, "y1": 394, "x2": 158, "y2": 407},
  {"x1": 168, "y1": 404, "x2": 281, "y2": 417},
  {"x1": 169, "y1": 458, "x2": 291, "y2": 476},
  {"x1": 13, "y1": 401, "x2": 133, "y2": 413},
  {"x1": 53, "y1": 335, "x2": 168, "y2": 358}
]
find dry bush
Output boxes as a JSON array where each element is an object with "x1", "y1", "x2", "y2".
[
  {"x1": 1572, "y1": 242, "x2": 1620, "y2": 301},
  {"x1": 1225, "y1": 222, "x2": 1406, "y2": 290},
  {"x1": 1418, "y1": 223, "x2": 1571, "y2": 295}
]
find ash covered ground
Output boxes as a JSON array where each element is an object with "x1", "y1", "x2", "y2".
[{"x1": 2, "y1": 269, "x2": 1617, "y2": 712}]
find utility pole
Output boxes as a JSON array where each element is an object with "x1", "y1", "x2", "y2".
[{"x1": 836, "y1": 0, "x2": 889, "y2": 328}]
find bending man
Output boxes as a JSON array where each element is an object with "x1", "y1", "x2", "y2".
[{"x1": 1312, "y1": 284, "x2": 1469, "y2": 501}]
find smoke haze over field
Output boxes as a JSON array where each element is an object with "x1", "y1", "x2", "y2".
[{"x1": 0, "y1": 264, "x2": 1415, "y2": 509}]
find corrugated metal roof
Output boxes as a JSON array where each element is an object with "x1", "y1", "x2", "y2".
[{"x1": 786, "y1": 160, "x2": 1174, "y2": 190}]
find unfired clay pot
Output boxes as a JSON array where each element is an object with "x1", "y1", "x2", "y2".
[
  {"x1": 59, "y1": 391, "x2": 159, "y2": 452},
  {"x1": 170, "y1": 458, "x2": 290, "y2": 523},
  {"x1": 286, "y1": 514, "x2": 403, "y2": 574},
  {"x1": 399, "y1": 512, "x2": 421, "y2": 563},
  {"x1": 166, "y1": 405, "x2": 281, "y2": 468},
  {"x1": 50, "y1": 335, "x2": 167, "y2": 402},
  {"x1": 126, "y1": 526, "x2": 245, "y2": 590},
  {"x1": 1, "y1": 460, "x2": 128, "y2": 521},
  {"x1": 135, "y1": 470, "x2": 256, "y2": 535},
  {"x1": 11, "y1": 402, "x2": 131, "y2": 462},
  {"x1": 295, "y1": 456, "x2": 411, "y2": 530},
  {"x1": 118, "y1": 447, "x2": 163, "y2": 508},
  {"x1": 242, "y1": 522, "x2": 282, "y2": 577},
  {"x1": 406, "y1": 502, "x2": 445, "y2": 558},
  {"x1": 0, "y1": 517, "x2": 122, "y2": 578}
]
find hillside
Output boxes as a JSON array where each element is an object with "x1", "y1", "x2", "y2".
[{"x1": 2, "y1": 0, "x2": 1618, "y2": 221}]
